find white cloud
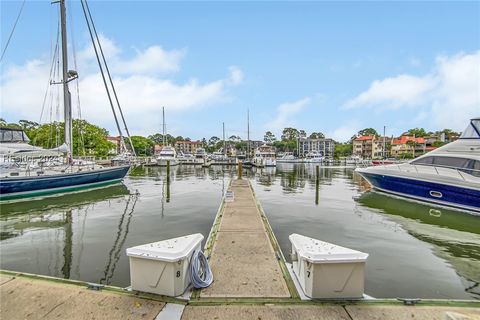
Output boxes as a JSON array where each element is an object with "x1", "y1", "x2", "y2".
[
  {"x1": 227, "y1": 66, "x2": 244, "y2": 85},
  {"x1": 344, "y1": 51, "x2": 480, "y2": 130},
  {"x1": 329, "y1": 122, "x2": 361, "y2": 143},
  {"x1": 344, "y1": 74, "x2": 435, "y2": 109},
  {"x1": 265, "y1": 97, "x2": 311, "y2": 135},
  {"x1": 0, "y1": 36, "x2": 243, "y2": 135}
]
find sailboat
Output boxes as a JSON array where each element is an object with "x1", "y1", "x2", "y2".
[
  {"x1": 155, "y1": 107, "x2": 179, "y2": 167},
  {"x1": 0, "y1": 0, "x2": 131, "y2": 201}
]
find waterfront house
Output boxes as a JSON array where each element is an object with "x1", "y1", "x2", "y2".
[
  {"x1": 175, "y1": 140, "x2": 202, "y2": 154},
  {"x1": 353, "y1": 136, "x2": 374, "y2": 158},
  {"x1": 107, "y1": 136, "x2": 122, "y2": 155},
  {"x1": 390, "y1": 135, "x2": 426, "y2": 157}
]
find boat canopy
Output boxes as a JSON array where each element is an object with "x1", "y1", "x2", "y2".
[
  {"x1": 460, "y1": 118, "x2": 480, "y2": 139},
  {"x1": 0, "y1": 128, "x2": 30, "y2": 143}
]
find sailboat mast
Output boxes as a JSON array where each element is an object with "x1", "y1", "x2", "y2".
[
  {"x1": 223, "y1": 122, "x2": 226, "y2": 156},
  {"x1": 247, "y1": 109, "x2": 250, "y2": 160},
  {"x1": 60, "y1": 0, "x2": 72, "y2": 160},
  {"x1": 162, "y1": 106, "x2": 166, "y2": 145}
]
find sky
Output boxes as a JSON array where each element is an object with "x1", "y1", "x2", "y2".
[{"x1": 1, "y1": 1, "x2": 479, "y2": 142}]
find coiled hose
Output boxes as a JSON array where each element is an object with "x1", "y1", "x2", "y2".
[{"x1": 190, "y1": 250, "x2": 213, "y2": 288}]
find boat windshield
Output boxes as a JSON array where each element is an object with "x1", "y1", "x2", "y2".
[
  {"x1": 411, "y1": 156, "x2": 480, "y2": 177},
  {"x1": 460, "y1": 119, "x2": 480, "y2": 139},
  {"x1": 0, "y1": 128, "x2": 30, "y2": 143}
]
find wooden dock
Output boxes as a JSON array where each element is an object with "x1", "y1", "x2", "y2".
[
  {"x1": 1, "y1": 178, "x2": 480, "y2": 319},
  {"x1": 200, "y1": 178, "x2": 292, "y2": 298}
]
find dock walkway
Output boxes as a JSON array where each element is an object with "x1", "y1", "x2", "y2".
[
  {"x1": 1, "y1": 179, "x2": 480, "y2": 319},
  {"x1": 200, "y1": 179, "x2": 291, "y2": 298}
]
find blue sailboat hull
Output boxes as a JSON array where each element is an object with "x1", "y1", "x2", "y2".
[
  {"x1": 359, "y1": 172, "x2": 480, "y2": 213},
  {"x1": 0, "y1": 165, "x2": 130, "y2": 200}
]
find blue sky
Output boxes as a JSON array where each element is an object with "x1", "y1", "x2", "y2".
[{"x1": 1, "y1": 1, "x2": 479, "y2": 142}]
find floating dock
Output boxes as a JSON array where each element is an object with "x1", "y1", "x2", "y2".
[{"x1": 1, "y1": 178, "x2": 480, "y2": 319}]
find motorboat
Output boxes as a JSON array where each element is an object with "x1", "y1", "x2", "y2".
[
  {"x1": 276, "y1": 152, "x2": 300, "y2": 163},
  {"x1": 355, "y1": 118, "x2": 480, "y2": 213},
  {"x1": 345, "y1": 155, "x2": 362, "y2": 165},
  {"x1": 252, "y1": 145, "x2": 276, "y2": 167},
  {"x1": 156, "y1": 146, "x2": 179, "y2": 166},
  {"x1": 178, "y1": 153, "x2": 196, "y2": 165},
  {"x1": 305, "y1": 152, "x2": 323, "y2": 164},
  {"x1": 194, "y1": 148, "x2": 211, "y2": 167}
]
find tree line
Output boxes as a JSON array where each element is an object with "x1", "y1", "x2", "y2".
[{"x1": 1, "y1": 118, "x2": 461, "y2": 157}]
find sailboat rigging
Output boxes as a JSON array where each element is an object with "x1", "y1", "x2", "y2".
[{"x1": 0, "y1": 0, "x2": 132, "y2": 201}]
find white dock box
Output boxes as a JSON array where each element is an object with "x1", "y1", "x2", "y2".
[
  {"x1": 289, "y1": 233, "x2": 368, "y2": 299},
  {"x1": 126, "y1": 233, "x2": 203, "y2": 296}
]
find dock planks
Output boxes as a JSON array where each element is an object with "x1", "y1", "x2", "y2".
[{"x1": 200, "y1": 179, "x2": 290, "y2": 298}]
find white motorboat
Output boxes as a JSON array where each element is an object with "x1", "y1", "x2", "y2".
[
  {"x1": 356, "y1": 118, "x2": 480, "y2": 214},
  {"x1": 253, "y1": 145, "x2": 276, "y2": 167},
  {"x1": 194, "y1": 148, "x2": 211, "y2": 166},
  {"x1": 156, "y1": 146, "x2": 179, "y2": 166},
  {"x1": 276, "y1": 152, "x2": 300, "y2": 163},
  {"x1": 305, "y1": 152, "x2": 323, "y2": 163}
]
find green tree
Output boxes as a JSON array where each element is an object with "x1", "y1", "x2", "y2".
[
  {"x1": 229, "y1": 135, "x2": 241, "y2": 142},
  {"x1": 131, "y1": 136, "x2": 154, "y2": 156},
  {"x1": 148, "y1": 133, "x2": 164, "y2": 144},
  {"x1": 281, "y1": 127, "x2": 299, "y2": 141},
  {"x1": 357, "y1": 128, "x2": 378, "y2": 137},
  {"x1": 263, "y1": 131, "x2": 276, "y2": 144},
  {"x1": 208, "y1": 136, "x2": 220, "y2": 147},
  {"x1": 309, "y1": 132, "x2": 325, "y2": 139},
  {"x1": 406, "y1": 128, "x2": 427, "y2": 137},
  {"x1": 334, "y1": 143, "x2": 353, "y2": 158},
  {"x1": 28, "y1": 119, "x2": 114, "y2": 156}
]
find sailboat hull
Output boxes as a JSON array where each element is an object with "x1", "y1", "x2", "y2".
[{"x1": 0, "y1": 165, "x2": 130, "y2": 201}]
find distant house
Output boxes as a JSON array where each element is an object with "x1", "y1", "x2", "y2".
[
  {"x1": 174, "y1": 140, "x2": 202, "y2": 154},
  {"x1": 106, "y1": 136, "x2": 122, "y2": 155},
  {"x1": 298, "y1": 137, "x2": 335, "y2": 158},
  {"x1": 353, "y1": 136, "x2": 391, "y2": 159},
  {"x1": 390, "y1": 136, "x2": 426, "y2": 157},
  {"x1": 353, "y1": 136, "x2": 374, "y2": 158}
]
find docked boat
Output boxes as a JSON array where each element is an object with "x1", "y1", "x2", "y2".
[
  {"x1": 345, "y1": 155, "x2": 362, "y2": 165},
  {"x1": 356, "y1": 118, "x2": 480, "y2": 213},
  {"x1": 276, "y1": 152, "x2": 300, "y2": 163},
  {"x1": 252, "y1": 145, "x2": 276, "y2": 167},
  {"x1": 156, "y1": 146, "x2": 179, "y2": 166},
  {"x1": 194, "y1": 148, "x2": 211, "y2": 167},
  {"x1": 305, "y1": 152, "x2": 323, "y2": 163},
  {"x1": 0, "y1": 0, "x2": 131, "y2": 201},
  {"x1": 178, "y1": 153, "x2": 196, "y2": 165}
]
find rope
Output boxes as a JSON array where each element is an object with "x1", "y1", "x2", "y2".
[
  {"x1": 0, "y1": 0, "x2": 26, "y2": 62},
  {"x1": 190, "y1": 250, "x2": 213, "y2": 289}
]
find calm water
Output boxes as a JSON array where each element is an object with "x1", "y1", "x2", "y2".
[{"x1": 1, "y1": 164, "x2": 478, "y2": 299}]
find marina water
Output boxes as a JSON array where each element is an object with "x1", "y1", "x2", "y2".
[{"x1": 1, "y1": 164, "x2": 478, "y2": 299}]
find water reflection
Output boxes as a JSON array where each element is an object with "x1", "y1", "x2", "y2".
[
  {"x1": 357, "y1": 191, "x2": 480, "y2": 298},
  {"x1": 100, "y1": 191, "x2": 139, "y2": 284},
  {"x1": 249, "y1": 163, "x2": 479, "y2": 299}
]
